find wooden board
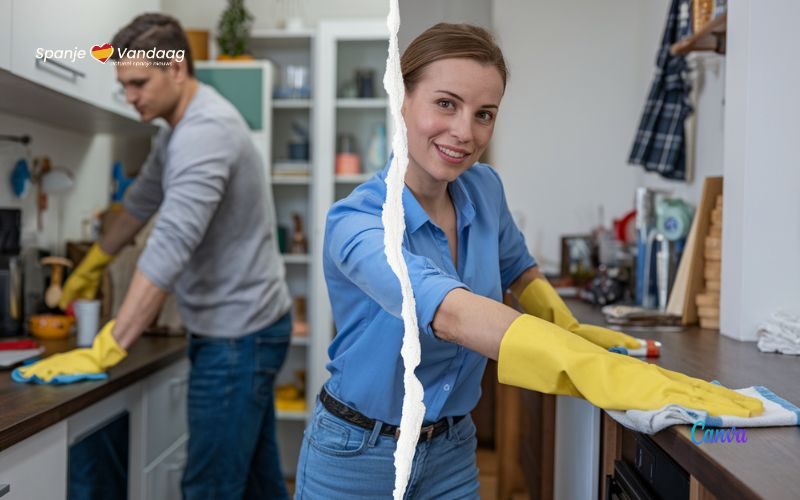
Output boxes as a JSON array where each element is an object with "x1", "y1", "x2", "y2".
[
  {"x1": 696, "y1": 292, "x2": 720, "y2": 307},
  {"x1": 667, "y1": 176, "x2": 723, "y2": 324}
]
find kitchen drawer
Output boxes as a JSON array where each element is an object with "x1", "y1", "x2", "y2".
[
  {"x1": 144, "y1": 358, "x2": 189, "y2": 465},
  {"x1": 0, "y1": 421, "x2": 67, "y2": 500},
  {"x1": 144, "y1": 435, "x2": 187, "y2": 500}
]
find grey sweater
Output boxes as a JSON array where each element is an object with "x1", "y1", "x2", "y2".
[{"x1": 124, "y1": 83, "x2": 291, "y2": 337}]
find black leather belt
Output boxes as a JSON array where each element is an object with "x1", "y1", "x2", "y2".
[{"x1": 319, "y1": 387, "x2": 465, "y2": 443}]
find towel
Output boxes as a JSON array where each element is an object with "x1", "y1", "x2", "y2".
[
  {"x1": 628, "y1": 0, "x2": 693, "y2": 180},
  {"x1": 607, "y1": 386, "x2": 800, "y2": 435},
  {"x1": 757, "y1": 309, "x2": 800, "y2": 355},
  {"x1": 10, "y1": 366, "x2": 108, "y2": 384}
]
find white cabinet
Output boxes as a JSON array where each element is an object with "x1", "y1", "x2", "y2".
[
  {"x1": 142, "y1": 358, "x2": 189, "y2": 465},
  {"x1": 0, "y1": 422, "x2": 68, "y2": 500},
  {"x1": 9, "y1": 0, "x2": 159, "y2": 119},
  {"x1": 144, "y1": 435, "x2": 187, "y2": 500},
  {"x1": 0, "y1": 0, "x2": 11, "y2": 70},
  {"x1": 11, "y1": 0, "x2": 105, "y2": 106}
]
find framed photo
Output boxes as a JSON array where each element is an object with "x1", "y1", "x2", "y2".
[{"x1": 560, "y1": 235, "x2": 594, "y2": 280}]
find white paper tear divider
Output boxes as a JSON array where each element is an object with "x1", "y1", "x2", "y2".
[{"x1": 382, "y1": 1, "x2": 427, "y2": 499}]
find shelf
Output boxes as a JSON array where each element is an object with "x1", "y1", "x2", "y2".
[
  {"x1": 273, "y1": 99, "x2": 312, "y2": 109},
  {"x1": 272, "y1": 161, "x2": 311, "y2": 177},
  {"x1": 336, "y1": 98, "x2": 388, "y2": 109},
  {"x1": 272, "y1": 175, "x2": 310, "y2": 185},
  {"x1": 276, "y1": 409, "x2": 309, "y2": 421},
  {"x1": 290, "y1": 336, "x2": 310, "y2": 347},
  {"x1": 670, "y1": 12, "x2": 727, "y2": 56},
  {"x1": 282, "y1": 254, "x2": 311, "y2": 264},
  {"x1": 251, "y1": 28, "x2": 315, "y2": 40},
  {"x1": 335, "y1": 173, "x2": 374, "y2": 184}
]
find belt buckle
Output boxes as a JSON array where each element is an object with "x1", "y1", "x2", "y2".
[{"x1": 394, "y1": 424, "x2": 436, "y2": 441}]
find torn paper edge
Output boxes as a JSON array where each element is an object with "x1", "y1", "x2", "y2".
[{"x1": 382, "y1": 1, "x2": 427, "y2": 499}]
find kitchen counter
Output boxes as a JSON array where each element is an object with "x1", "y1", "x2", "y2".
[
  {"x1": 0, "y1": 334, "x2": 187, "y2": 452},
  {"x1": 567, "y1": 300, "x2": 800, "y2": 500}
]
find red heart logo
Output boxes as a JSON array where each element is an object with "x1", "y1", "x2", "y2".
[{"x1": 91, "y1": 43, "x2": 114, "y2": 63}]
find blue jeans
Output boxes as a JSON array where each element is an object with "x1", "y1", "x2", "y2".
[
  {"x1": 295, "y1": 400, "x2": 480, "y2": 499},
  {"x1": 182, "y1": 312, "x2": 292, "y2": 500}
]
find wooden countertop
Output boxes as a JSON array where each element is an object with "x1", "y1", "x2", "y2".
[
  {"x1": 568, "y1": 300, "x2": 800, "y2": 500},
  {"x1": 0, "y1": 334, "x2": 187, "y2": 452}
]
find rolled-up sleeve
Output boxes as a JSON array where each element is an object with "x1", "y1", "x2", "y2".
[
  {"x1": 136, "y1": 120, "x2": 232, "y2": 291},
  {"x1": 326, "y1": 197, "x2": 468, "y2": 338},
  {"x1": 489, "y1": 168, "x2": 537, "y2": 291}
]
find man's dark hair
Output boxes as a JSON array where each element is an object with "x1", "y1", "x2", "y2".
[{"x1": 111, "y1": 13, "x2": 194, "y2": 76}]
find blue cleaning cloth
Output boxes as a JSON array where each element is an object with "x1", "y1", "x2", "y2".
[
  {"x1": 607, "y1": 385, "x2": 800, "y2": 434},
  {"x1": 11, "y1": 368, "x2": 108, "y2": 384}
]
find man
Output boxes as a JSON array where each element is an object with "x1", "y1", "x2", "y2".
[{"x1": 15, "y1": 14, "x2": 293, "y2": 500}]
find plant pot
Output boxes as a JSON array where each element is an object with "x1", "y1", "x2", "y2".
[{"x1": 216, "y1": 54, "x2": 255, "y2": 61}]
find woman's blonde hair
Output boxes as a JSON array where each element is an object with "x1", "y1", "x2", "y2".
[{"x1": 401, "y1": 23, "x2": 508, "y2": 93}]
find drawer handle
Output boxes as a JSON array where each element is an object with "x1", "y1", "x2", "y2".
[
  {"x1": 112, "y1": 85, "x2": 128, "y2": 104},
  {"x1": 0, "y1": 484, "x2": 9, "y2": 497},
  {"x1": 34, "y1": 57, "x2": 86, "y2": 82},
  {"x1": 168, "y1": 376, "x2": 189, "y2": 397},
  {"x1": 165, "y1": 451, "x2": 187, "y2": 474}
]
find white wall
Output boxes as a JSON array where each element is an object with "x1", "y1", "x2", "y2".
[
  {"x1": 720, "y1": 0, "x2": 800, "y2": 341},
  {"x1": 492, "y1": 0, "x2": 725, "y2": 272},
  {"x1": 399, "y1": 0, "x2": 492, "y2": 51},
  {"x1": 161, "y1": 0, "x2": 388, "y2": 32},
  {"x1": 0, "y1": 112, "x2": 149, "y2": 255}
]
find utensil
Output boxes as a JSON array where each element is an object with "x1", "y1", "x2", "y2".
[{"x1": 40, "y1": 256, "x2": 73, "y2": 308}]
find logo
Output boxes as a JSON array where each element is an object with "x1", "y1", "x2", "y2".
[
  {"x1": 91, "y1": 43, "x2": 114, "y2": 63},
  {"x1": 35, "y1": 44, "x2": 184, "y2": 66},
  {"x1": 691, "y1": 420, "x2": 748, "y2": 445}
]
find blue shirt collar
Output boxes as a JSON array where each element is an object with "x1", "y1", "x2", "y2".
[{"x1": 379, "y1": 155, "x2": 477, "y2": 234}]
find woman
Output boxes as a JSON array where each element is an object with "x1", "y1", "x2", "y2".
[{"x1": 294, "y1": 23, "x2": 761, "y2": 499}]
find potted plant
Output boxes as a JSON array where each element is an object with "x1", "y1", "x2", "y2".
[{"x1": 216, "y1": 0, "x2": 254, "y2": 60}]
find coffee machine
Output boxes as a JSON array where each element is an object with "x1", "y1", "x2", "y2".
[{"x1": 1, "y1": 209, "x2": 23, "y2": 336}]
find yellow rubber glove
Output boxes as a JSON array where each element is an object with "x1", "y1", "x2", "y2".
[
  {"x1": 58, "y1": 243, "x2": 113, "y2": 310},
  {"x1": 498, "y1": 314, "x2": 763, "y2": 417},
  {"x1": 519, "y1": 278, "x2": 641, "y2": 350},
  {"x1": 14, "y1": 321, "x2": 126, "y2": 383}
]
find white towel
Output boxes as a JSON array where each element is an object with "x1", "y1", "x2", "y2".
[
  {"x1": 607, "y1": 386, "x2": 800, "y2": 435},
  {"x1": 757, "y1": 309, "x2": 800, "y2": 355}
]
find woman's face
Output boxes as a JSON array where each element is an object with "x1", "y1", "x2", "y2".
[{"x1": 402, "y1": 58, "x2": 504, "y2": 185}]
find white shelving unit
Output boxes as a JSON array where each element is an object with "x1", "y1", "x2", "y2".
[
  {"x1": 196, "y1": 20, "x2": 391, "y2": 480},
  {"x1": 310, "y1": 19, "x2": 392, "y2": 410}
]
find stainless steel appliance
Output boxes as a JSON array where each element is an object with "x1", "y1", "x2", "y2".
[{"x1": 0, "y1": 209, "x2": 23, "y2": 336}]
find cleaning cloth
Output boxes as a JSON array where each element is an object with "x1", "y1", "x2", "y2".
[
  {"x1": 11, "y1": 367, "x2": 107, "y2": 384},
  {"x1": 757, "y1": 309, "x2": 800, "y2": 355},
  {"x1": 607, "y1": 385, "x2": 800, "y2": 434}
]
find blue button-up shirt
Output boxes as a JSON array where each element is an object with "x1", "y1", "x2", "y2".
[{"x1": 323, "y1": 161, "x2": 536, "y2": 425}]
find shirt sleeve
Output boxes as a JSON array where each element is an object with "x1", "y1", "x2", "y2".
[
  {"x1": 489, "y1": 168, "x2": 537, "y2": 290},
  {"x1": 123, "y1": 133, "x2": 166, "y2": 222},
  {"x1": 136, "y1": 119, "x2": 233, "y2": 291},
  {"x1": 326, "y1": 195, "x2": 469, "y2": 338}
]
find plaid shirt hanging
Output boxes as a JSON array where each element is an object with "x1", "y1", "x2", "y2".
[{"x1": 629, "y1": 0, "x2": 693, "y2": 181}]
